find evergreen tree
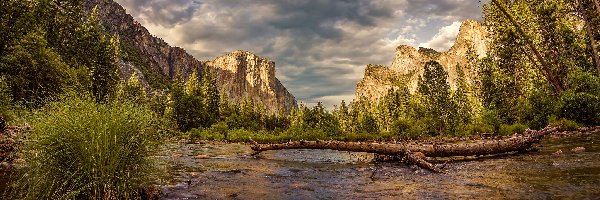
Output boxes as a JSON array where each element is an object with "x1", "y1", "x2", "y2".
[
  {"x1": 116, "y1": 72, "x2": 146, "y2": 104},
  {"x1": 418, "y1": 61, "x2": 457, "y2": 135},
  {"x1": 453, "y1": 65, "x2": 473, "y2": 126},
  {"x1": 0, "y1": 29, "x2": 70, "y2": 106},
  {"x1": 333, "y1": 100, "x2": 351, "y2": 134},
  {"x1": 200, "y1": 67, "x2": 220, "y2": 127}
]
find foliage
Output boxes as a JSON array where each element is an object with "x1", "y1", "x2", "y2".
[
  {"x1": 558, "y1": 91, "x2": 600, "y2": 126},
  {"x1": 548, "y1": 117, "x2": 581, "y2": 131},
  {"x1": 199, "y1": 67, "x2": 220, "y2": 127},
  {"x1": 13, "y1": 95, "x2": 161, "y2": 199},
  {"x1": 0, "y1": 29, "x2": 71, "y2": 106},
  {"x1": 498, "y1": 123, "x2": 528, "y2": 136},
  {"x1": 0, "y1": 1, "x2": 120, "y2": 106},
  {"x1": 418, "y1": 61, "x2": 458, "y2": 135},
  {"x1": 115, "y1": 72, "x2": 147, "y2": 104},
  {"x1": 0, "y1": 76, "x2": 13, "y2": 114}
]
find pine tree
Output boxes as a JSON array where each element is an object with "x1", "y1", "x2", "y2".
[
  {"x1": 200, "y1": 67, "x2": 220, "y2": 127},
  {"x1": 0, "y1": 29, "x2": 70, "y2": 106},
  {"x1": 453, "y1": 65, "x2": 473, "y2": 126},
  {"x1": 116, "y1": 72, "x2": 147, "y2": 104},
  {"x1": 418, "y1": 61, "x2": 457, "y2": 135}
]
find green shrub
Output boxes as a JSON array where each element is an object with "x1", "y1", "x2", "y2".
[
  {"x1": 498, "y1": 123, "x2": 528, "y2": 136},
  {"x1": 559, "y1": 92, "x2": 600, "y2": 126},
  {"x1": 549, "y1": 117, "x2": 581, "y2": 131},
  {"x1": 14, "y1": 95, "x2": 161, "y2": 199},
  {"x1": 389, "y1": 118, "x2": 422, "y2": 139},
  {"x1": 526, "y1": 86, "x2": 558, "y2": 129},
  {"x1": 481, "y1": 108, "x2": 503, "y2": 133}
]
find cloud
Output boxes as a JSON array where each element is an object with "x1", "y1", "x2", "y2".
[
  {"x1": 404, "y1": 0, "x2": 488, "y2": 21},
  {"x1": 419, "y1": 21, "x2": 462, "y2": 51},
  {"x1": 113, "y1": 0, "x2": 487, "y2": 108}
]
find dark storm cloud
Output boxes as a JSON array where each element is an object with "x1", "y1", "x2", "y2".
[
  {"x1": 117, "y1": 0, "x2": 201, "y2": 27},
  {"x1": 404, "y1": 0, "x2": 488, "y2": 20},
  {"x1": 113, "y1": 0, "x2": 487, "y2": 108}
]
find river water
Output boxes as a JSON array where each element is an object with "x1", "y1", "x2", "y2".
[{"x1": 158, "y1": 134, "x2": 600, "y2": 199}]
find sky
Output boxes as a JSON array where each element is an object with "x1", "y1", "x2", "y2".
[{"x1": 114, "y1": 0, "x2": 488, "y2": 108}]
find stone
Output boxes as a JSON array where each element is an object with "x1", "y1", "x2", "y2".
[
  {"x1": 571, "y1": 147, "x2": 585, "y2": 153},
  {"x1": 552, "y1": 149, "x2": 563, "y2": 157}
]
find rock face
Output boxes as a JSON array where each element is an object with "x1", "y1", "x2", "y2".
[
  {"x1": 207, "y1": 51, "x2": 297, "y2": 113},
  {"x1": 83, "y1": 0, "x2": 297, "y2": 113},
  {"x1": 356, "y1": 20, "x2": 489, "y2": 102}
]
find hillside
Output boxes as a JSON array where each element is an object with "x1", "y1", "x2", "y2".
[{"x1": 83, "y1": 0, "x2": 297, "y2": 113}]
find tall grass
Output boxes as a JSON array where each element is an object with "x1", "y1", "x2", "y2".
[{"x1": 13, "y1": 95, "x2": 161, "y2": 199}]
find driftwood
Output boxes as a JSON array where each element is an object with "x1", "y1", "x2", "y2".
[{"x1": 251, "y1": 127, "x2": 561, "y2": 173}]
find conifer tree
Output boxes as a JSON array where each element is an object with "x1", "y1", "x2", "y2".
[
  {"x1": 418, "y1": 61, "x2": 457, "y2": 135},
  {"x1": 200, "y1": 67, "x2": 220, "y2": 127}
]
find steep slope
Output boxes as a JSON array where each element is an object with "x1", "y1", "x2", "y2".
[
  {"x1": 356, "y1": 20, "x2": 489, "y2": 102},
  {"x1": 83, "y1": 0, "x2": 297, "y2": 113}
]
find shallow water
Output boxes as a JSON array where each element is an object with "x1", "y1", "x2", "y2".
[{"x1": 158, "y1": 134, "x2": 600, "y2": 199}]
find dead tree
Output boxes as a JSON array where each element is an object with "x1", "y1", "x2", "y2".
[{"x1": 251, "y1": 127, "x2": 561, "y2": 173}]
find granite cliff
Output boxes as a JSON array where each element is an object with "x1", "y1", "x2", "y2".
[
  {"x1": 356, "y1": 20, "x2": 489, "y2": 102},
  {"x1": 83, "y1": 0, "x2": 297, "y2": 113}
]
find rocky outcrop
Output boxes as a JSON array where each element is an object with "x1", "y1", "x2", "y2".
[
  {"x1": 207, "y1": 50, "x2": 297, "y2": 113},
  {"x1": 83, "y1": 0, "x2": 297, "y2": 113},
  {"x1": 356, "y1": 20, "x2": 489, "y2": 102}
]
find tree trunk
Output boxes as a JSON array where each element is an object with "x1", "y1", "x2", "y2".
[
  {"x1": 490, "y1": 0, "x2": 564, "y2": 95},
  {"x1": 577, "y1": 0, "x2": 600, "y2": 76},
  {"x1": 251, "y1": 127, "x2": 565, "y2": 173},
  {"x1": 252, "y1": 127, "x2": 557, "y2": 157}
]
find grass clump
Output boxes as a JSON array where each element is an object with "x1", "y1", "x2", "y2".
[
  {"x1": 498, "y1": 123, "x2": 528, "y2": 136},
  {"x1": 549, "y1": 117, "x2": 581, "y2": 131},
  {"x1": 12, "y1": 95, "x2": 161, "y2": 199}
]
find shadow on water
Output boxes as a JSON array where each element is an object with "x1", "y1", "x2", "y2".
[{"x1": 158, "y1": 134, "x2": 600, "y2": 199}]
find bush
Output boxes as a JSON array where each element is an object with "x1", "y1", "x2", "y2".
[
  {"x1": 390, "y1": 118, "x2": 421, "y2": 139},
  {"x1": 559, "y1": 92, "x2": 600, "y2": 126},
  {"x1": 481, "y1": 108, "x2": 503, "y2": 133},
  {"x1": 549, "y1": 117, "x2": 581, "y2": 131},
  {"x1": 498, "y1": 123, "x2": 528, "y2": 136},
  {"x1": 13, "y1": 95, "x2": 161, "y2": 199},
  {"x1": 526, "y1": 86, "x2": 557, "y2": 129}
]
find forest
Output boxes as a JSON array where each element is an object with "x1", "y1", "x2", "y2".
[{"x1": 0, "y1": 0, "x2": 599, "y2": 199}]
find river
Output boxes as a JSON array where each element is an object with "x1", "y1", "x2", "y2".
[{"x1": 157, "y1": 133, "x2": 600, "y2": 199}]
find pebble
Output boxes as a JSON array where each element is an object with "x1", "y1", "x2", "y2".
[
  {"x1": 552, "y1": 149, "x2": 563, "y2": 157},
  {"x1": 571, "y1": 147, "x2": 585, "y2": 153}
]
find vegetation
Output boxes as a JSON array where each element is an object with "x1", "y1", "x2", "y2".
[
  {"x1": 0, "y1": 0, "x2": 598, "y2": 197},
  {"x1": 10, "y1": 95, "x2": 161, "y2": 199}
]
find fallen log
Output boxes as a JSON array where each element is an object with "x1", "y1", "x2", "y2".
[
  {"x1": 252, "y1": 127, "x2": 558, "y2": 157},
  {"x1": 251, "y1": 127, "x2": 561, "y2": 172}
]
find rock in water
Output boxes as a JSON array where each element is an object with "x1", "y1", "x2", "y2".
[
  {"x1": 552, "y1": 149, "x2": 563, "y2": 157},
  {"x1": 571, "y1": 147, "x2": 585, "y2": 153}
]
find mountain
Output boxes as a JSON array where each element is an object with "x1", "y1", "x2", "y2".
[
  {"x1": 83, "y1": 0, "x2": 297, "y2": 113},
  {"x1": 355, "y1": 20, "x2": 489, "y2": 102}
]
